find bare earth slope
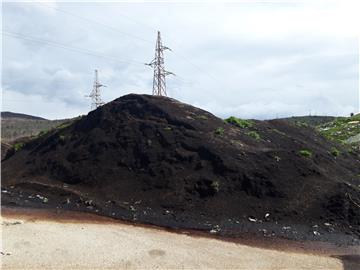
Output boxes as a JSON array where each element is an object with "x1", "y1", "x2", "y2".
[{"x1": 2, "y1": 94, "x2": 360, "y2": 245}]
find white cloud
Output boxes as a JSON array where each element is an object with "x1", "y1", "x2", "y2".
[{"x1": 2, "y1": 1, "x2": 359, "y2": 119}]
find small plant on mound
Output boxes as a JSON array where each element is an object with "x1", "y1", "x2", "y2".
[
  {"x1": 196, "y1": 115, "x2": 208, "y2": 120},
  {"x1": 59, "y1": 135, "x2": 66, "y2": 142},
  {"x1": 14, "y1": 142, "x2": 24, "y2": 152},
  {"x1": 246, "y1": 131, "x2": 261, "y2": 141},
  {"x1": 330, "y1": 147, "x2": 340, "y2": 157},
  {"x1": 211, "y1": 180, "x2": 220, "y2": 192},
  {"x1": 225, "y1": 116, "x2": 253, "y2": 128},
  {"x1": 299, "y1": 149, "x2": 312, "y2": 158},
  {"x1": 215, "y1": 127, "x2": 225, "y2": 136}
]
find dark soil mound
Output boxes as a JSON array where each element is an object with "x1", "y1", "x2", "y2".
[{"x1": 2, "y1": 94, "x2": 360, "y2": 244}]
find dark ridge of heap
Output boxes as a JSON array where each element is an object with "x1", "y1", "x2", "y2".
[{"x1": 2, "y1": 94, "x2": 360, "y2": 243}]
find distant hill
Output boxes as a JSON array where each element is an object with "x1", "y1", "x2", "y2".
[
  {"x1": 281, "y1": 116, "x2": 335, "y2": 127},
  {"x1": 1, "y1": 111, "x2": 47, "y2": 120},
  {"x1": 1, "y1": 111, "x2": 73, "y2": 142}
]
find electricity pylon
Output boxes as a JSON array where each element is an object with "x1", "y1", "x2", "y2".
[
  {"x1": 86, "y1": 69, "x2": 106, "y2": 110},
  {"x1": 146, "y1": 31, "x2": 174, "y2": 97}
]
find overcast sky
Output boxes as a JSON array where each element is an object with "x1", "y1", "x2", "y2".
[{"x1": 2, "y1": 0, "x2": 359, "y2": 120}]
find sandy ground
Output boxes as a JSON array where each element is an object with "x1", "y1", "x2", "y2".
[{"x1": 0, "y1": 210, "x2": 357, "y2": 270}]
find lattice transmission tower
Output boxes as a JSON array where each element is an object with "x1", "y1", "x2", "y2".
[
  {"x1": 146, "y1": 31, "x2": 174, "y2": 96},
  {"x1": 86, "y1": 69, "x2": 106, "y2": 110}
]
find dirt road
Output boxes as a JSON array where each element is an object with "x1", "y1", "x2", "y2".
[{"x1": 1, "y1": 210, "x2": 357, "y2": 270}]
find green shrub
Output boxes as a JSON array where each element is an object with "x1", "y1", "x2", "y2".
[
  {"x1": 196, "y1": 115, "x2": 208, "y2": 120},
  {"x1": 330, "y1": 147, "x2": 340, "y2": 157},
  {"x1": 299, "y1": 149, "x2": 312, "y2": 158},
  {"x1": 56, "y1": 122, "x2": 71, "y2": 130},
  {"x1": 211, "y1": 180, "x2": 220, "y2": 192},
  {"x1": 246, "y1": 131, "x2": 261, "y2": 141},
  {"x1": 225, "y1": 116, "x2": 253, "y2": 128},
  {"x1": 215, "y1": 127, "x2": 225, "y2": 136},
  {"x1": 14, "y1": 142, "x2": 24, "y2": 152}
]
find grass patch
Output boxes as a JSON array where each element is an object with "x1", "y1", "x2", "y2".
[
  {"x1": 299, "y1": 149, "x2": 312, "y2": 158},
  {"x1": 196, "y1": 115, "x2": 208, "y2": 120},
  {"x1": 225, "y1": 116, "x2": 253, "y2": 128},
  {"x1": 59, "y1": 135, "x2": 66, "y2": 142},
  {"x1": 56, "y1": 121, "x2": 72, "y2": 130},
  {"x1": 211, "y1": 180, "x2": 220, "y2": 192},
  {"x1": 330, "y1": 147, "x2": 340, "y2": 157},
  {"x1": 14, "y1": 142, "x2": 24, "y2": 152},
  {"x1": 215, "y1": 127, "x2": 225, "y2": 136},
  {"x1": 246, "y1": 131, "x2": 261, "y2": 141}
]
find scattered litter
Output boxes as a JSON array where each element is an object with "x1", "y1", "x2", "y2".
[
  {"x1": 66, "y1": 198, "x2": 71, "y2": 204},
  {"x1": 85, "y1": 200, "x2": 94, "y2": 206},
  {"x1": 164, "y1": 210, "x2": 171, "y2": 215},
  {"x1": 264, "y1": 213, "x2": 270, "y2": 220},
  {"x1": 210, "y1": 225, "x2": 221, "y2": 234},
  {"x1": 134, "y1": 200, "x2": 142, "y2": 205},
  {"x1": 313, "y1": 231, "x2": 320, "y2": 236},
  {"x1": 130, "y1": 205, "x2": 136, "y2": 211},
  {"x1": 0, "y1": 251, "x2": 11, "y2": 256},
  {"x1": 282, "y1": 226, "x2": 291, "y2": 230},
  {"x1": 324, "y1": 222, "x2": 331, "y2": 226},
  {"x1": 1, "y1": 190, "x2": 9, "y2": 194},
  {"x1": 2, "y1": 221, "x2": 23, "y2": 226},
  {"x1": 312, "y1": 224, "x2": 318, "y2": 228},
  {"x1": 248, "y1": 217, "x2": 257, "y2": 222}
]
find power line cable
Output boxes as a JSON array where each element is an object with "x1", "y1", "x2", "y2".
[
  {"x1": 35, "y1": 2, "x2": 220, "y2": 84},
  {"x1": 2, "y1": 30, "x2": 145, "y2": 66},
  {"x1": 37, "y1": 2, "x2": 153, "y2": 45}
]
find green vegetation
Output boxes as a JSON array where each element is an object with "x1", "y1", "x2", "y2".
[
  {"x1": 59, "y1": 135, "x2": 66, "y2": 142},
  {"x1": 56, "y1": 121, "x2": 72, "y2": 130},
  {"x1": 283, "y1": 116, "x2": 335, "y2": 127},
  {"x1": 215, "y1": 127, "x2": 225, "y2": 136},
  {"x1": 318, "y1": 114, "x2": 360, "y2": 145},
  {"x1": 225, "y1": 116, "x2": 253, "y2": 128},
  {"x1": 330, "y1": 147, "x2": 340, "y2": 157},
  {"x1": 196, "y1": 115, "x2": 208, "y2": 120},
  {"x1": 211, "y1": 180, "x2": 220, "y2": 192},
  {"x1": 299, "y1": 149, "x2": 312, "y2": 158},
  {"x1": 272, "y1": 129, "x2": 287, "y2": 136},
  {"x1": 163, "y1": 127, "x2": 172, "y2": 131},
  {"x1": 246, "y1": 131, "x2": 261, "y2": 141},
  {"x1": 1, "y1": 118, "x2": 68, "y2": 142},
  {"x1": 14, "y1": 142, "x2": 24, "y2": 152}
]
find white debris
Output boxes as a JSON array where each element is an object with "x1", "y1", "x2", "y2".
[
  {"x1": 313, "y1": 231, "x2": 321, "y2": 236},
  {"x1": 282, "y1": 226, "x2": 291, "y2": 230},
  {"x1": 210, "y1": 225, "x2": 221, "y2": 234},
  {"x1": 1, "y1": 190, "x2": 9, "y2": 194},
  {"x1": 264, "y1": 213, "x2": 270, "y2": 219},
  {"x1": 312, "y1": 224, "x2": 318, "y2": 228},
  {"x1": 130, "y1": 205, "x2": 136, "y2": 211},
  {"x1": 324, "y1": 222, "x2": 332, "y2": 226},
  {"x1": 248, "y1": 217, "x2": 257, "y2": 222},
  {"x1": 164, "y1": 210, "x2": 171, "y2": 215}
]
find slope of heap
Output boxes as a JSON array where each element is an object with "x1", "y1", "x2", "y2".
[{"x1": 2, "y1": 94, "x2": 360, "y2": 243}]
